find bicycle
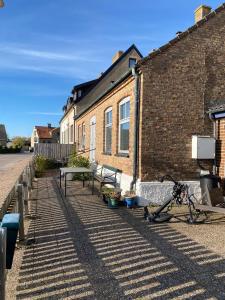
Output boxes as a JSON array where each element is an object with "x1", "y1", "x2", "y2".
[{"x1": 143, "y1": 175, "x2": 197, "y2": 223}]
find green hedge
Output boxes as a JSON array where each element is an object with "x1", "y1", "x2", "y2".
[
  {"x1": 34, "y1": 155, "x2": 57, "y2": 177},
  {"x1": 0, "y1": 146, "x2": 21, "y2": 154}
]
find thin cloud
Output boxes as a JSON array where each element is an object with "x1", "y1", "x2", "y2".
[
  {"x1": 0, "y1": 43, "x2": 102, "y2": 63},
  {"x1": 27, "y1": 112, "x2": 62, "y2": 116}
]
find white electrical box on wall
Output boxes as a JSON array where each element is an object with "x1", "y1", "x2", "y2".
[{"x1": 192, "y1": 135, "x2": 215, "y2": 159}]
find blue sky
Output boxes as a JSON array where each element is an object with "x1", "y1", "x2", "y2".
[{"x1": 0, "y1": 0, "x2": 222, "y2": 137}]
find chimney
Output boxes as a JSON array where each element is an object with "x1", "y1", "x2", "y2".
[
  {"x1": 0, "y1": 0, "x2": 4, "y2": 8},
  {"x1": 48, "y1": 123, "x2": 51, "y2": 128},
  {"x1": 112, "y1": 51, "x2": 124, "y2": 64},
  {"x1": 195, "y1": 5, "x2": 212, "y2": 23}
]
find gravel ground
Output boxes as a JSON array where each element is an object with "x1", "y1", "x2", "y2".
[
  {"x1": 0, "y1": 154, "x2": 32, "y2": 208},
  {"x1": 6, "y1": 173, "x2": 225, "y2": 299}
]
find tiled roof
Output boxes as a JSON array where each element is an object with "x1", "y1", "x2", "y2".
[
  {"x1": 0, "y1": 124, "x2": 7, "y2": 141},
  {"x1": 75, "y1": 44, "x2": 142, "y2": 117},
  {"x1": 138, "y1": 3, "x2": 225, "y2": 66},
  {"x1": 35, "y1": 126, "x2": 56, "y2": 139}
]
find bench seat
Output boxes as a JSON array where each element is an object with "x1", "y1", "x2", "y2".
[{"x1": 94, "y1": 164, "x2": 122, "y2": 190}]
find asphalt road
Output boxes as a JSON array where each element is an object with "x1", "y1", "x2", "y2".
[{"x1": 0, "y1": 153, "x2": 32, "y2": 171}]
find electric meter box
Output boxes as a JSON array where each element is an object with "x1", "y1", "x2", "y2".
[{"x1": 192, "y1": 135, "x2": 215, "y2": 159}]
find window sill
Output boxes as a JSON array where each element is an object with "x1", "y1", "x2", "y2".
[
  {"x1": 115, "y1": 153, "x2": 129, "y2": 158},
  {"x1": 102, "y1": 152, "x2": 112, "y2": 156}
]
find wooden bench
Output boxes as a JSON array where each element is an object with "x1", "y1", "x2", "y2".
[{"x1": 94, "y1": 164, "x2": 122, "y2": 190}]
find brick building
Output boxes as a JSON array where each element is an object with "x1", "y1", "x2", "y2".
[{"x1": 60, "y1": 4, "x2": 225, "y2": 204}]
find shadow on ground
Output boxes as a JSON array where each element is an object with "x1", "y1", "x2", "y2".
[{"x1": 15, "y1": 175, "x2": 225, "y2": 299}]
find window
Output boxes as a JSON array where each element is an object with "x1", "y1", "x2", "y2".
[
  {"x1": 105, "y1": 107, "x2": 112, "y2": 153},
  {"x1": 78, "y1": 90, "x2": 82, "y2": 98},
  {"x1": 129, "y1": 58, "x2": 137, "y2": 68},
  {"x1": 78, "y1": 125, "x2": 82, "y2": 149},
  {"x1": 119, "y1": 97, "x2": 130, "y2": 153},
  {"x1": 70, "y1": 124, "x2": 74, "y2": 143},
  {"x1": 61, "y1": 131, "x2": 64, "y2": 144},
  {"x1": 78, "y1": 123, "x2": 85, "y2": 149},
  {"x1": 82, "y1": 123, "x2": 85, "y2": 149}
]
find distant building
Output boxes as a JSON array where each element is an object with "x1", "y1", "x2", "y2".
[
  {"x1": 31, "y1": 124, "x2": 60, "y2": 148},
  {"x1": 0, "y1": 124, "x2": 7, "y2": 146}
]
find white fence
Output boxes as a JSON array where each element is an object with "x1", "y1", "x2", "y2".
[{"x1": 34, "y1": 143, "x2": 75, "y2": 160}]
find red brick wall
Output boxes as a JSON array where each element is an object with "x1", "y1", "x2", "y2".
[
  {"x1": 75, "y1": 77, "x2": 135, "y2": 176},
  {"x1": 139, "y1": 10, "x2": 225, "y2": 181}
]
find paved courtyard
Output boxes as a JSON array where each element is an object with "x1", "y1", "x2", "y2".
[{"x1": 7, "y1": 173, "x2": 225, "y2": 299}]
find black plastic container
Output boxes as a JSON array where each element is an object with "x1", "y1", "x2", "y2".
[{"x1": 200, "y1": 174, "x2": 220, "y2": 204}]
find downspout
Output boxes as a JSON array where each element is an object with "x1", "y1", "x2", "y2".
[
  {"x1": 73, "y1": 106, "x2": 76, "y2": 151},
  {"x1": 209, "y1": 112, "x2": 217, "y2": 175},
  {"x1": 130, "y1": 66, "x2": 140, "y2": 190}
]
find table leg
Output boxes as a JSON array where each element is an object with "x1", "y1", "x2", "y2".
[
  {"x1": 65, "y1": 173, "x2": 67, "y2": 197},
  {"x1": 59, "y1": 170, "x2": 61, "y2": 188}
]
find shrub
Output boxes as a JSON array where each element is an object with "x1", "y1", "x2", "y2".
[
  {"x1": 34, "y1": 155, "x2": 57, "y2": 177},
  {"x1": 0, "y1": 146, "x2": 21, "y2": 154},
  {"x1": 68, "y1": 151, "x2": 90, "y2": 180}
]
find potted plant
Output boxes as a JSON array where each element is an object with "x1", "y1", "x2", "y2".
[
  {"x1": 124, "y1": 190, "x2": 137, "y2": 208},
  {"x1": 101, "y1": 187, "x2": 114, "y2": 204},
  {"x1": 108, "y1": 189, "x2": 121, "y2": 208}
]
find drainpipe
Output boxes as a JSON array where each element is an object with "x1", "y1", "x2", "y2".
[
  {"x1": 73, "y1": 106, "x2": 76, "y2": 150},
  {"x1": 209, "y1": 113, "x2": 217, "y2": 175},
  {"x1": 130, "y1": 66, "x2": 140, "y2": 190}
]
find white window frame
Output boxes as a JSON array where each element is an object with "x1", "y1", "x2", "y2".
[
  {"x1": 78, "y1": 125, "x2": 82, "y2": 150},
  {"x1": 70, "y1": 124, "x2": 74, "y2": 143},
  {"x1": 82, "y1": 123, "x2": 85, "y2": 149},
  {"x1": 105, "y1": 107, "x2": 112, "y2": 153},
  {"x1": 119, "y1": 97, "x2": 130, "y2": 153}
]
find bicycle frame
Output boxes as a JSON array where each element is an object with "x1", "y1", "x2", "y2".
[{"x1": 144, "y1": 175, "x2": 196, "y2": 223}]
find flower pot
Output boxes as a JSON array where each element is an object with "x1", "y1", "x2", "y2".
[
  {"x1": 108, "y1": 198, "x2": 119, "y2": 208},
  {"x1": 124, "y1": 197, "x2": 136, "y2": 208}
]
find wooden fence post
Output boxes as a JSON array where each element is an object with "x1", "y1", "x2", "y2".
[
  {"x1": 0, "y1": 227, "x2": 6, "y2": 300},
  {"x1": 22, "y1": 171, "x2": 29, "y2": 216},
  {"x1": 17, "y1": 184, "x2": 25, "y2": 242}
]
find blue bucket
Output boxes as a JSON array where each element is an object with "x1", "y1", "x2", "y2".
[{"x1": 125, "y1": 197, "x2": 136, "y2": 208}]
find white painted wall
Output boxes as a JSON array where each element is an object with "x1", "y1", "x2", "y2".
[
  {"x1": 94, "y1": 165, "x2": 201, "y2": 207},
  {"x1": 60, "y1": 107, "x2": 75, "y2": 144},
  {"x1": 31, "y1": 127, "x2": 38, "y2": 148},
  {"x1": 136, "y1": 180, "x2": 201, "y2": 206}
]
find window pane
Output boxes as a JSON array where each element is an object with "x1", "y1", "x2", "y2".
[
  {"x1": 120, "y1": 121, "x2": 129, "y2": 151},
  {"x1": 120, "y1": 101, "x2": 130, "y2": 120},
  {"x1": 82, "y1": 124, "x2": 85, "y2": 148},
  {"x1": 125, "y1": 101, "x2": 130, "y2": 118},
  {"x1": 129, "y1": 58, "x2": 137, "y2": 68},
  {"x1": 105, "y1": 126, "x2": 112, "y2": 153},
  {"x1": 106, "y1": 110, "x2": 112, "y2": 125},
  {"x1": 120, "y1": 103, "x2": 126, "y2": 120},
  {"x1": 70, "y1": 125, "x2": 73, "y2": 142}
]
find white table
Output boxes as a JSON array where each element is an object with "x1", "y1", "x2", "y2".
[{"x1": 59, "y1": 167, "x2": 94, "y2": 196}]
